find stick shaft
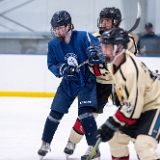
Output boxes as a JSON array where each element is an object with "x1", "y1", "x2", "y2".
[{"x1": 88, "y1": 138, "x2": 101, "y2": 160}]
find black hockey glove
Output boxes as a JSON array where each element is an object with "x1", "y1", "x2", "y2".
[
  {"x1": 149, "y1": 70, "x2": 160, "y2": 81},
  {"x1": 57, "y1": 63, "x2": 78, "y2": 79},
  {"x1": 86, "y1": 46, "x2": 105, "y2": 64},
  {"x1": 95, "y1": 117, "x2": 121, "y2": 142}
]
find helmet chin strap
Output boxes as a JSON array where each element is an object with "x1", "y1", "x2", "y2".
[
  {"x1": 113, "y1": 44, "x2": 117, "y2": 57},
  {"x1": 113, "y1": 44, "x2": 125, "y2": 63}
]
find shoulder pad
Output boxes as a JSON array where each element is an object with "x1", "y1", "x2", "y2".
[{"x1": 92, "y1": 32, "x2": 101, "y2": 38}]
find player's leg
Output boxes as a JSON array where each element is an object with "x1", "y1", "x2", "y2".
[
  {"x1": 78, "y1": 82, "x2": 100, "y2": 160},
  {"x1": 108, "y1": 118, "x2": 140, "y2": 160},
  {"x1": 78, "y1": 107, "x2": 100, "y2": 160},
  {"x1": 64, "y1": 83, "x2": 112, "y2": 157},
  {"x1": 37, "y1": 85, "x2": 75, "y2": 159},
  {"x1": 134, "y1": 109, "x2": 160, "y2": 160},
  {"x1": 38, "y1": 110, "x2": 64, "y2": 157},
  {"x1": 64, "y1": 113, "x2": 98, "y2": 156},
  {"x1": 95, "y1": 83, "x2": 112, "y2": 114},
  {"x1": 108, "y1": 131, "x2": 131, "y2": 160},
  {"x1": 135, "y1": 135, "x2": 160, "y2": 160},
  {"x1": 80, "y1": 83, "x2": 112, "y2": 160},
  {"x1": 64, "y1": 117, "x2": 84, "y2": 156}
]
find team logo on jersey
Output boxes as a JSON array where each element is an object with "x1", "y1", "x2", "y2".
[
  {"x1": 121, "y1": 102, "x2": 134, "y2": 114},
  {"x1": 65, "y1": 53, "x2": 78, "y2": 67},
  {"x1": 80, "y1": 125, "x2": 84, "y2": 133}
]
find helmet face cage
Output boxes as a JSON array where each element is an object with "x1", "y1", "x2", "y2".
[
  {"x1": 50, "y1": 24, "x2": 74, "y2": 40},
  {"x1": 50, "y1": 10, "x2": 74, "y2": 39},
  {"x1": 100, "y1": 28, "x2": 129, "y2": 63},
  {"x1": 97, "y1": 7, "x2": 122, "y2": 34}
]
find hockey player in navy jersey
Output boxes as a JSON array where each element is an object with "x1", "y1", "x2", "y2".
[{"x1": 37, "y1": 10, "x2": 102, "y2": 160}]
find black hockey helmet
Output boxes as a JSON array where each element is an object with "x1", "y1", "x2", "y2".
[
  {"x1": 97, "y1": 7, "x2": 122, "y2": 33},
  {"x1": 50, "y1": 10, "x2": 74, "y2": 40},
  {"x1": 51, "y1": 10, "x2": 72, "y2": 27},
  {"x1": 100, "y1": 28, "x2": 129, "y2": 49}
]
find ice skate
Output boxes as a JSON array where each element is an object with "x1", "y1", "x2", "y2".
[
  {"x1": 64, "y1": 139, "x2": 76, "y2": 158},
  {"x1": 81, "y1": 146, "x2": 100, "y2": 160},
  {"x1": 37, "y1": 141, "x2": 51, "y2": 159}
]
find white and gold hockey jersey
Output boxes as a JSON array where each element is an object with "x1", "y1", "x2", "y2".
[
  {"x1": 89, "y1": 32, "x2": 138, "y2": 84},
  {"x1": 107, "y1": 50, "x2": 160, "y2": 126}
]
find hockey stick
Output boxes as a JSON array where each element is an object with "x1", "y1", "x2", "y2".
[
  {"x1": 76, "y1": 59, "x2": 89, "y2": 70},
  {"x1": 127, "y1": 2, "x2": 141, "y2": 33},
  {"x1": 75, "y1": 32, "x2": 103, "y2": 70},
  {"x1": 72, "y1": 32, "x2": 94, "y2": 71},
  {"x1": 76, "y1": 32, "x2": 93, "y2": 69},
  {"x1": 87, "y1": 137, "x2": 101, "y2": 160}
]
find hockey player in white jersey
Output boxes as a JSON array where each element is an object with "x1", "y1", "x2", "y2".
[
  {"x1": 95, "y1": 28, "x2": 160, "y2": 160},
  {"x1": 64, "y1": 7, "x2": 138, "y2": 160}
]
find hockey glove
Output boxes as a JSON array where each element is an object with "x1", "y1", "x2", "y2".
[
  {"x1": 95, "y1": 117, "x2": 121, "y2": 142},
  {"x1": 149, "y1": 70, "x2": 160, "y2": 81},
  {"x1": 57, "y1": 63, "x2": 77, "y2": 79},
  {"x1": 86, "y1": 46, "x2": 105, "y2": 64}
]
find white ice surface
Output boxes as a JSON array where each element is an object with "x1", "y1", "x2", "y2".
[{"x1": 0, "y1": 97, "x2": 159, "y2": 160}]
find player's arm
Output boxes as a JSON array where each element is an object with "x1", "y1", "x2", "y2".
[
  {"x1": 128, "y1": 33, "x2": 138, "y2": 55},
  {"x1": 114, "y1": 59, "x2": 146, "y2": 126},
  {"x1": 47, "y1": 42, "x2": 61, "y2": 77},
  {"x1": 47, "y1": 42, "x2": 76, "y2": 78},
  {"x1": 47, "y1": 45, "x2": 77, "y2": 79}
]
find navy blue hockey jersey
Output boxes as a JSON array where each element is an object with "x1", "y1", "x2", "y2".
[{"x1": 47, "y1": 30, "x2": 99, "y2": 97}]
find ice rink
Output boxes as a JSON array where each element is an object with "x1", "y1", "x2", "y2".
[{"x1": 0, "y1": 97, "x2": 159, "y2": 160}]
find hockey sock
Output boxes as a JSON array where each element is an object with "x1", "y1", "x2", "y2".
[
  {"x1": 72, "y1": 118, "x2": 85, "y2": 135},
  {"x1": 69, "y1": 113, "x2": 98, "y2": 144},
  {"x1": 78, "y1": 107, "x2": 97, "y2": 145},
  {"x1": 69, "y1": 118, "x2": 85, "y2": 144},
  {"x1": 42, "y1": 110, "x2": 64, "y2": 143}
]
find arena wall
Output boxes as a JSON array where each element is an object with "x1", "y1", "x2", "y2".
[{"x1": 0, "y1": 54, "x2": 159, "y2": 97}]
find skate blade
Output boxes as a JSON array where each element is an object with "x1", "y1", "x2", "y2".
[
  {"x1": 39, "y1": 155, "x2": 44, "y2": 160},
  {"x1": 65, "y1": 154, "x2": 69, "y2": 159},
  {"x1": 92, "y1": 157, "x2": 100, "y2": 160}
]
